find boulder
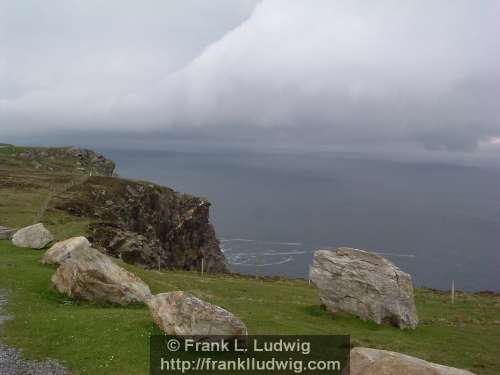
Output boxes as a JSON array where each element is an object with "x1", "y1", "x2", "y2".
[
  {"x1": 42, "y1": 236, "x2": 91, "y2": 265},
  {"x1": 147, "y1": 291, "x2": 248, "y2": 339},
  {"x1": 310, "y1": 248, "x2": 418, "y2": 329},
  {"x1": 349, "y1": 347, "x2": 476, "y2": 375},
  {"x1": 11, "y1": 223, "x2": 54, "y2": 249},
  {"x1": 51, "y1": 246, "x2": 152, "y2": 305},
  {"x1": 0, "y1": 226, "x2": 17, "y2": 240}
]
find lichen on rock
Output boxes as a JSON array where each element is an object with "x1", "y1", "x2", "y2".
[
  {"x1": 310, "y1": 247, "x2": 418, "y2": 329},
  {"x1": 11, "y1": 223, "x2": 54, "y2": 249},
  {"x1": 147, "y1": 291, "x2": 248, "y2": 339},
  {"x1": 51, "y1": 246, "x2": 152, "y2": 305}
]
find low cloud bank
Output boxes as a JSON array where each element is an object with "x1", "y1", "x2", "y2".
[{"x1": 1, "y1": 0, "x2": 499, "y2": 153}]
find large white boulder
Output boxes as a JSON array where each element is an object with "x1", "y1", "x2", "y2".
[
  {"x1": 350, "y1": 347, "x2": 476, "y2": 375},
  {"x1": 12, "y1": 223, "x2": 54, "y2": 249},
  {"x1": 51, "y1": 246, "x2": 152, "y2": 305},
  {"x1": 147, "y1": 291, "x2": 248, "y2": 339},
  {"x1": 310, "y1": 248, "x2": 418, "y2": 329},
  {"x1": 42, "y1": 236, "x2": 91, "y2": 265}
]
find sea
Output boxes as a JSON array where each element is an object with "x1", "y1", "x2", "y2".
[{"x1": 103, "y1": 148, "x2": 500, "y2": 292}]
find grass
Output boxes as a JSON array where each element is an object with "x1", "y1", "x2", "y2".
[
  {"x1": 0, "y1": 241, "x2": 499, "y2": 375},
  {"x1": 1, "y1": 145, "x2": 499, "y2": 374}
]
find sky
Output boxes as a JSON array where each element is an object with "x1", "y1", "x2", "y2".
[{"x1": 1, "y1": 0, "x2": 500, "y2": 157}]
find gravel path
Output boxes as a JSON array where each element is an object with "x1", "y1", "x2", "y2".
[{"x1": 0, "y1": 292, "x2": 70, "y2": 375}]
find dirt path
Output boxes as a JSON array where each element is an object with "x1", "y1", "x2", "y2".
[{"x1": 0, "y1": 291, "x2": 70, "y2": 375}]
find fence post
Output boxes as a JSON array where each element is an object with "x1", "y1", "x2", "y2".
[
  {"x1": 201, "y1": 258, "x2": 204, "y2": 277},
  {"x1": 255, "y1": 255, "x2": 261, "y2": 280}
]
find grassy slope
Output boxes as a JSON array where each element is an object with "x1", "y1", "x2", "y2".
[
  {"x1": 1, "y1": 241, "x2": 499, "y2": 375},
  {"x1": 1, "y1": 145, "x2": 500, "y2": 374},
  {"x1": 0, "y1": 146, "x2": 93, "y2": 238}
]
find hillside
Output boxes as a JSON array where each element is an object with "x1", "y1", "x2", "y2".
[
  {"x1": 1, "y1": 144, "x2": 499, "y2": 374},
  {"x1": 1, "y1": 241, "x2": 499, "y2": 374},
  {"x1": 0, "y1": 145, "x2": 115, "y2": 235},
  {"x1": 0, "y1": 145, "x2": 226, "y2": 272}
]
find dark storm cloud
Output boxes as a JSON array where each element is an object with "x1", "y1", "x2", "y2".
[{"x1": 1, "y1": 0, "x2": 499, "y2": 153}]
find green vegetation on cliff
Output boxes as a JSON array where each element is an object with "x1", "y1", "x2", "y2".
[{"x1": 0, "y1": 145, "x2": 110, "y2": 235}]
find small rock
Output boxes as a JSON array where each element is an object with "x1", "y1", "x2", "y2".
[
  {"x1": 31, "y1": 160, "x2": 42, "y2": 169},
  {"x1": 310, "y1": 248, "x2": 418, "y2": 329},
  {"x1": 147, "y1": 291, "x2": 248, "y2": 340},
  {"x1": 42, "y1": 236, "x2": 91, "y2": 265},
  {"x1": 51, "y1": 246, "x2": 152, "y2": 305},
  {"x1": 349, "y1": 347, "x2": 476, "y2": 375},
  {"x1": 11, "y1": 223, "x2": 54, "y2": 249}
]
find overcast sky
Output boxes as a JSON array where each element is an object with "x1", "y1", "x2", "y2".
[{"x1": 1, "y1": 0, "x2": 499, "y2": 155}]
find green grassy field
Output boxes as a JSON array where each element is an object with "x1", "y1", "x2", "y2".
[
  {"x1": 1, "y1": 241, "x2": 499, "y2": 374},
  {"x1": 1, "y1": 145, "x2": 500, "y2": 374}
]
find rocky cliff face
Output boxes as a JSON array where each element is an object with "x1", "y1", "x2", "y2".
[
  {"x1": 16, "y1": 146, "x2": 115, "y2": 176},
  {"x1": 50, "y1": 176, "x2": 228, "y2": 273}
]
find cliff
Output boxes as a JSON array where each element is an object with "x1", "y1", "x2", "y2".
[
  {"x1": 1, "y1": 144, "x2": 228, "y2": 273},
  {"x1": 14, "y1": 146, "x2": 115, "y2": 176},
  {"x1": 50, "y1": 176, "x2": 228, "y2": 273}
]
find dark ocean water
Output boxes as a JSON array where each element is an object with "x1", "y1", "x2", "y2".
[{"x1": 103, "y1": 149, "x2": 500, "y2": 291}]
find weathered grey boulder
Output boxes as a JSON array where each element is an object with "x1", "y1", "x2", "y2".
[
  {"x1": 0, "y1": 226, "x2": 17, "y2": 240},
  {"x1": 11, "y1": 223, "x2": 54, "y2": 249},
  {"x1": 310, "y1": 248, "x2": 418, "y2": 329},
  {"x1": 349, "y1": 347, "x2": 476, "y2": 375},
  {"x1": 147, "y1": 291, "x2": 248, "y2": 339},
  {"x1": 51, "y1": 246, "x2": 152, "y2": 305},
  {"x1": 42, "y1": 236, "x2": 91, "y2": 265}
]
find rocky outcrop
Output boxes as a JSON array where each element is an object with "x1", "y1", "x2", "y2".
[
  {"x1": 148, "y1": 291, "x2": 247, "y2": 339},
  {"x1": 310, "y1": 248, "x2": 418, "y2": 329},
  {"x1": 51, "y1": 176, "x2": 228, "y2": 273},
  {"x1": 51, "y1": 246, "x2": 152, "y2": 305},
  {"x1": 0, "y1": 226, "x2": 16, "y2": 240},
  {"x1": 16, "y1": 146, "x2": 115, "y2": 176},
  {"x1": 11, "y1": 223, "x2": 54, "y2": 249},
  {"x1": 42, "y1": 236, "x2": 91, "y2": 265},
  {"x1": 349, "y1": 348, "x2": 476, "y2": 375}
]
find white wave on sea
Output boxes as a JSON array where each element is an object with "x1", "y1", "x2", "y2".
[
  {"x1": 319, "y1": 246, "x2": 416, "y2": 259},
  {"x1": 375, "y1": 252, "x2": 416, "y2": 258},
  {"x1": 230, "y1": 256, "x2": 294, "y2": 267},
  {"x1": 221, "y1": 237, "x2": 306, "y2": 268},
  {"x1": 227, "y1": 251, "x2": 307, "y2": 257},
  {"x1": 221, "y1": 238, "x2": 302, "y2": 246},
  {"x1": 224, "y1": 240, "x2": 417, "y2": 272},
  {"x1": 221, "y1": 238, "x2": 256, "y2": 243}
]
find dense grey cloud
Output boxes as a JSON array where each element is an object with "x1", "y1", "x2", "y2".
[
  {"x1": 0, "y1": 0, "x2": 257, "y2": 127},
  {"x1": 1, "y1": 0, "x2": 500, "y2": 153}
]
